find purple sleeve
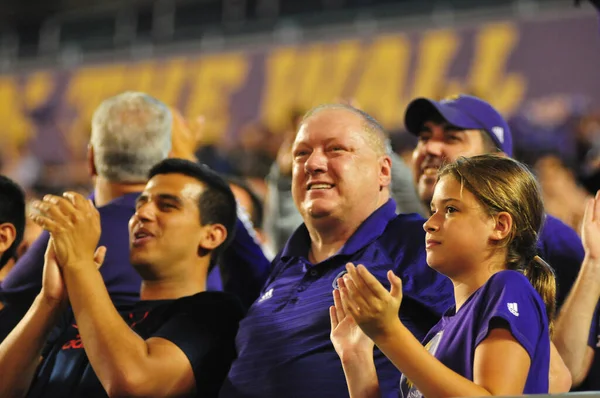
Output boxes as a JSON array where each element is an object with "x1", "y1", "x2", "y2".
[
  {"x1": 0, "y1": 231, "x2": 50, "y2": 342},
  {"x1": 537, "y1": 216, "x2": 584, "y2": 308},
  {"x1": 219, "y1": 216, "x2": 272, "y2": 310},
  {"x1": 588, "y1": 303, "x2": 600, "y2": 348},
  {"x1": 474, "y1": 272, "x2": 548, "y2": 360},
  {"x1": 0, "y1": 230, "x2": 50, "y2": 304}
]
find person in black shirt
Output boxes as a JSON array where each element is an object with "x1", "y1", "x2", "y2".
[{"x1": 0, "y1": 158, "x2": 243, "y2": 397}]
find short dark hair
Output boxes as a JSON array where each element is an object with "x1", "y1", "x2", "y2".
[
  {"x1": 0, "y1": 175, "x2": 26, "y2": 268},
  {"x1": 148, "y1": 159, "x2": 237, "y2": 268},
  {"x1": 226, "y1": 176, "x2": 264, "y2": 229}
]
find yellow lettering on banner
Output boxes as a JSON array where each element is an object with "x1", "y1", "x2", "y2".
[
  {"x1": 65, "y1": 64, "x2": 129, "y2": 153},
  {"x1": 440, "y1": 78, "x2": 464, "y2": 98},
  {"x1": 294, "y1": 43, "x2": 327, "y2": 108},
  {"x1": 261, "y1": 46, "x2": 302, "y2": 132},
  {"x1": 0, "y1": 77, "x2": 29, "y2": 147},
  {"x1": 24, "y1": 71, "x2": 54, "y2": 111},
  {"x1": 326, "y1": 40, "x2": 361, "y2": 102},
  {"x1": 0, "y1": 71, "x2": 53, "y2": 147},
  {"x1": 296, "y1": 40, "x2": 361, "y2": 110},
  {"x1": 124, "y1": 61, "x2": 155, "y2": 94},
  {"x1": 410, "y1": 29, "x2": 460, "y2": 102},
  {"x1": 261, "y1": 41, "x2": 359, "y2": 133},
  {"x1": 185, "y1": 53, "x2": 249, "y2": 144},
  {"x1": 352, "y1": 35, "x2": 410, "y2": 127},
  {"x1": 149, "y1": 57, "x2": 188, "y2": 107},
  {"x1": 468, "y1": 22, "x2": 525, "y2": 115}
]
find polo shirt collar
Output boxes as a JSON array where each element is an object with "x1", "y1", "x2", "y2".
[{"x1": 280, "y1": 199, "x2": 397, "y2": 262}]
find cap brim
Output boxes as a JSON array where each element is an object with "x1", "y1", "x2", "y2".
[
  {"x1": 405, "y1": 98, "x2": 483, "y2": 135},
  {"x1": 404, "y1": 98, "x2": 439, "y2": 135}
]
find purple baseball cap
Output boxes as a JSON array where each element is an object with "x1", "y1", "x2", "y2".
[{"x1": 404, "y1": 94, "x2": 513, "y2": 157}]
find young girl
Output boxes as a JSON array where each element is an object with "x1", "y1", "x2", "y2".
[{"x1": 330, "y1": 154, "x2": 566, "y2": 397}]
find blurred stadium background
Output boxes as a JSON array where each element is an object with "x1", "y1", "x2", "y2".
[{"x1": 0, "y1": 0, "x2": 599, "y2": 233}]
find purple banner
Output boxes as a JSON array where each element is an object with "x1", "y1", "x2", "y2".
[{"x1": 0, "y1": 11, "x2": 599, "y2": 164}]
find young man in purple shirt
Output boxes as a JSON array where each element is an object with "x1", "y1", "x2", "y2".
[
  {"x1": 219, "y1": 105, "x2": 454, "y2": 398},
  {"x1": 0, "y1": 158, "x2": 244, "y2": 397},
  {"x1": 405, "y1": 94, "x2": 585, "y2": 308}
]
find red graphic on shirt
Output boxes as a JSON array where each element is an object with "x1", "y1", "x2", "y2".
[
  {"x1": 62, "y1": 325, "x2": 82, "y2": 350},
  {"x1": 129, "y1": 311, "x2": 150, "y2": 329},
  {"x1": 61, "y1": 311, "x2": 150, "y2": 350}
]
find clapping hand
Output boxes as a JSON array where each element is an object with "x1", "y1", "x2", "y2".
[
  {"x1": 31, "y1": 192, "x2": 103, "y2": 272},
  {"x1": 337, "y1": 263, "x2": 404, "y2": 341},
  {"x1": 330, "y1": 285, "x2": 374, "y2": 361},
  {"x1": 582, "y1": 191, "x2": 600, "y2": 262}
]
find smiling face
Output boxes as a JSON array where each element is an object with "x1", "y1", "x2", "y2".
[
  {"x1": 291, "y1": 108, "x2": 392, "y2": 229},
  {"x1": 423, "y1": 175, "x2": 502, "y2": 277},
  {"x1": 128, "y1": 173, "x2": 210, "y2": 274},
  {"x1": 412, "y1": 120, "x2": 486, "y2": 210}
]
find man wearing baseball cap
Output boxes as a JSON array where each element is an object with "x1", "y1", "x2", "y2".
[{"x1": 405, "y1": 94, "x2": 583, "y2": 309}]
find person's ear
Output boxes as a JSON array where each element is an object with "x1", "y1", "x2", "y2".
[
  {"x1": 197, "y1": 224, "x2": 227, "y2": 256},
  {"x1": 88, "y1": 144, "x2": 97, "y2": 177},
  {"x1": 0, "y1": 223, "x2": 17, "y2": 256},
  {"x1": 489, "y1": 212, "x2": 512, "y2": 242},
  {"x1": 378, "y1": 155, "x2": 392, "y2": 190}
]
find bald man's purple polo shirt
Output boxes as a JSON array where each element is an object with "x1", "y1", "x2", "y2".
[{"x1": 220, "y1": 199, "x2": 454, "y2": 398}]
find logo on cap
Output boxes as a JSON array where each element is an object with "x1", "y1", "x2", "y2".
[{"x1": 491, "y1": 127, "x2": 505, "y2": 143}]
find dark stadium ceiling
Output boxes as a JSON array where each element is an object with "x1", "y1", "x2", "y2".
[{"x1": 0, "y1": 0, "x2": 147, "y2": 22}]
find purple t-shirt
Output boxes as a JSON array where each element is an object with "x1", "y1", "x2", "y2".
[{"x1": 400, "y1": 270, "x2": 550, "y2": 398}]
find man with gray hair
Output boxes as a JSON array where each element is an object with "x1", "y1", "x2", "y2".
[
  {"x1": 89, "y1": 91, "x2": 172, "y2": 185},
  {"x1": 0, "y1": 91, "x2": 173, "y2": 340}
]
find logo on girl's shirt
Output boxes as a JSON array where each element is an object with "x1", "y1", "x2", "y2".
[
  {"x1": 507, "y1": 302, "x2": 519, "y2": 317},
  {"x1": 400, "y1": 331, "x2": 444, "y2": 398}
]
